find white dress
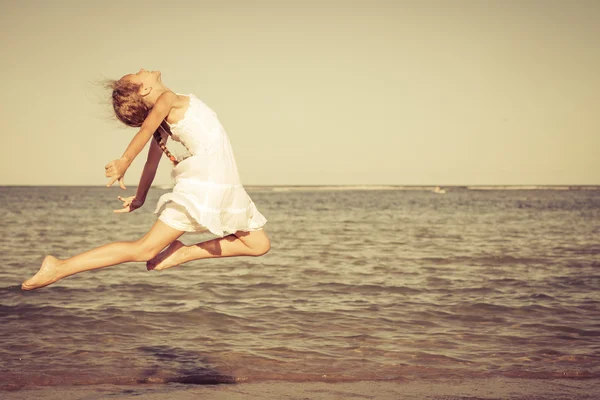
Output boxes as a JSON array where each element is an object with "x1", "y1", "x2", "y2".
[{"x1": 154, "y1": 93, "x2": 267, "y2": 237}]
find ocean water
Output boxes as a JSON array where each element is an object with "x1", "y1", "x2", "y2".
[{"x1": 0, "y1": 186, "x2": 599, "y2": 390}]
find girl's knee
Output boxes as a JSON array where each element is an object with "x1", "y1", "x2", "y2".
[
  {"x1": 132, "y1": 240, "x2": 163, "y2": 262},
  {"x1": 250, "y1": 236, "x2": 271, "y2": 257}
]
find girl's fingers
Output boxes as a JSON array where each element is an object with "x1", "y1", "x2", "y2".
[
  {"x1": 106, "y1": 176, "x2": 119, "y2": 187},
  {"x1": 113, "y1": 195, "x2": 138, "y2": 212},
  {"x1": 115, "y1": 196, "x2": 135, "y2": 209}
]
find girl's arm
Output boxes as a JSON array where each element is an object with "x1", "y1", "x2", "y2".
[
  {"x1": 105, "y1": 91, "x2": 176, "y2": 188},
  {"x1": 114, "y1": 134, "x2": 165, "y2": 213},
  {"x1": 135, "y1": 134, "x2": 165, "y2": 203}
]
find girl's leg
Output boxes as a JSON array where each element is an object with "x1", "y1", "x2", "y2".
[
  {"x1": 21, "y1": 220, "x2": 184, "y2": 291},
  {"x1": 147, "y1": 228, "x2": 271, "y2": 271}
]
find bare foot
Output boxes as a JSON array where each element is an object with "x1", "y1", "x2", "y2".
[
  {"x1": 147, "y1": 240, "x2": 188, "y2": 271},
  {"x1": 22, "y1": 256, "x2": 63, "y2": 291}
]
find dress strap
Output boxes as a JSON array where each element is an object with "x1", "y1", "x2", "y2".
[{"x1": 153, "y1": 121, "x2": 191, "y2": 166}]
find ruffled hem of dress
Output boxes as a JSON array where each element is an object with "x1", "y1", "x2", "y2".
[{"x1": 154, "y1": 192, "x2": 267, "y2": 237}]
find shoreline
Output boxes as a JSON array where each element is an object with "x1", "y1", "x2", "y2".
[{"x1": 2, "y1": 377, "x2": 599, "y2": 399}]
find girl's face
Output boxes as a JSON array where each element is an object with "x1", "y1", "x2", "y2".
[{"x1": 121, "y1": 68, "x2": 162, "y2": 91}]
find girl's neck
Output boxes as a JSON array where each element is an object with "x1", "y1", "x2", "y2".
[{"x1": 144, "y1": 84, "x2": 171, "y2": 107}]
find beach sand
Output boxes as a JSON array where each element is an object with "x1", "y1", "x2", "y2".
[{"x1": 2, "y1": 378, "x2": 598, "y2": 399}]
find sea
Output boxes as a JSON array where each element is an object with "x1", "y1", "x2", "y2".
[{"x1": 0, "y1": 185, "x2": 599, "y2": 395}]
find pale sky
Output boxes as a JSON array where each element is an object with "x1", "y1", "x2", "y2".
[{"x1": 1, "y1": 0, "x2": 598, "y2": 186}]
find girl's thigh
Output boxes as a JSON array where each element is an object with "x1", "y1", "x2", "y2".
[
  {"x1": 138, "y1": 219, "x2": 185, "y2": 252},
  {"x1": 233, "y1": 228, "x2": 270, "y2": 249}
]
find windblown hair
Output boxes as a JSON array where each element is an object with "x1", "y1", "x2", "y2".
[
  {"x1": 106, "y1": 79, "x2": 149, "y2": 127},
  {"x1": 105, "y1": 78, "x2": 179, "y2": 165}
]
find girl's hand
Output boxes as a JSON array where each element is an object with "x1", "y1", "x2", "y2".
[
  {"x1": 114, "y1": 195, "x2": 144, "y2": 213},
  {"x1": 105, "y1": 157, "x2": 130, "y2": 189}
]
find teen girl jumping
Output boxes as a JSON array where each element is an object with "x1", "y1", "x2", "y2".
[{"x1": 22, "y1": 68, "x2": 270, "y2": 290}]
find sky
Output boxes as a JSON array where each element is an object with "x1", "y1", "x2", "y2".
[{"x1": 1, "y1": 0, "x2": 598, "y2": 186}]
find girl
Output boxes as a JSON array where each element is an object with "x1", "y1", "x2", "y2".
[{"x1": 21, "y1": 68, "x2": 271, "y2": 291}]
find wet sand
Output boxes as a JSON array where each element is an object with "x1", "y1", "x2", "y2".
[{"x1": 2, "y1": 378, "x2": 599, "y2": 400}]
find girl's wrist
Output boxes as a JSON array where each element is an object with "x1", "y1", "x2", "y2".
[
  {"x1": 135, "y1": 188, "x2": 149, "y2": 201},
  {"x1": 120, "y1": 156, "x2": 132, "y2": 167}
]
